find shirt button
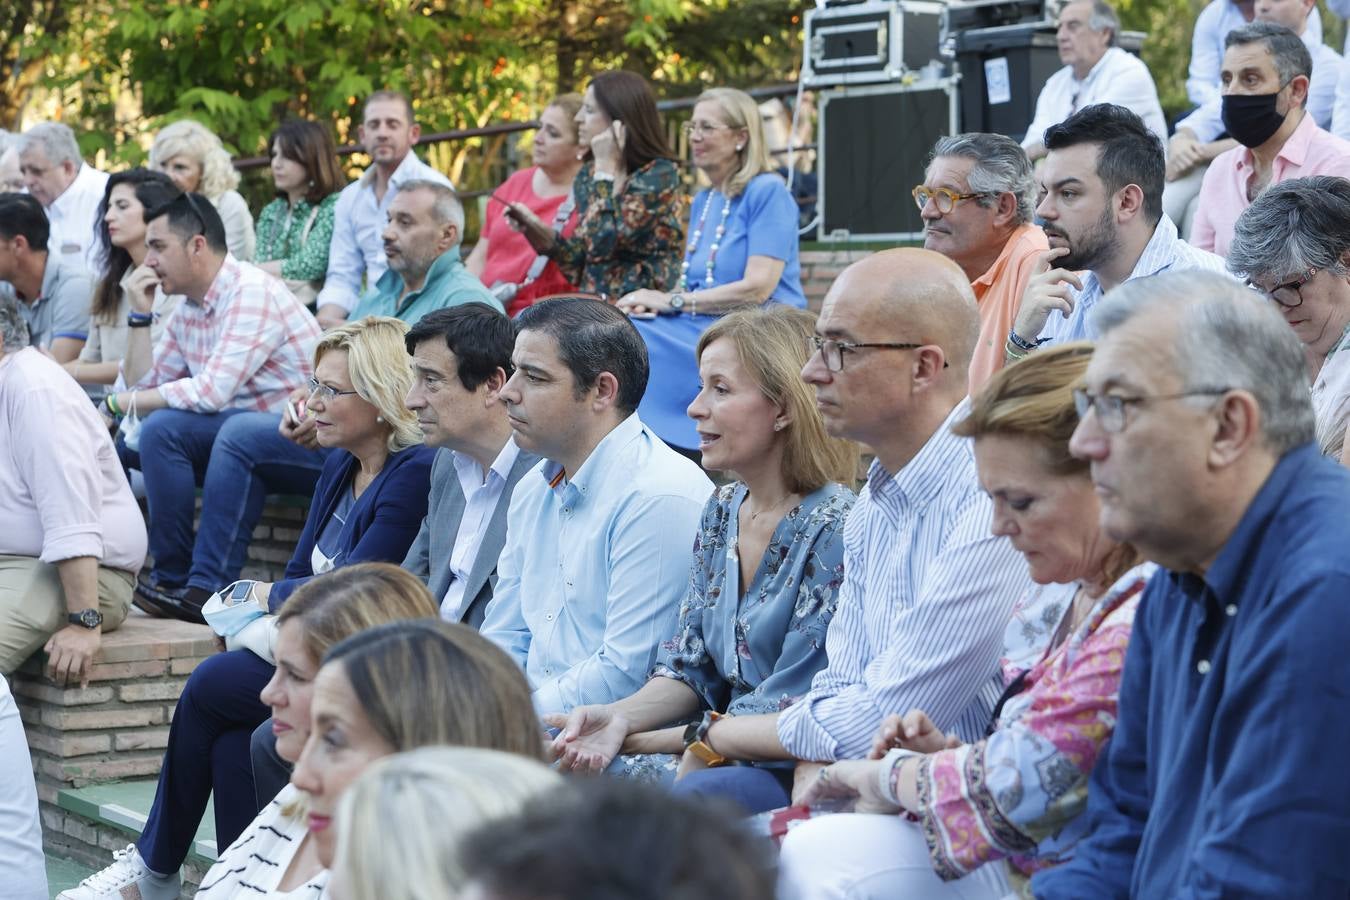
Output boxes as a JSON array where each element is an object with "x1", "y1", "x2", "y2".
[
  {"x1": 545, "y1": 613, "x2": 554, "y2": 621},
  {"x1": 1225, "y1": 604, "x2": 1237, "y2": 617},
  {"x1": 1197, "y1": 659, "x2": 1211, "y2": 675}
]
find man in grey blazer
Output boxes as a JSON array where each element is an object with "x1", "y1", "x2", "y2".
[
  {"x1": 250, "y1": 302, "x2": 536, "y2": 807},
  {"x1": 400, "y1": 303, "x2": 540, "y2": 627}
]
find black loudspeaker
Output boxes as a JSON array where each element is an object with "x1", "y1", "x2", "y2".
[{"x1": 817, "y1": 80, "x2": 958, "y2": 241}]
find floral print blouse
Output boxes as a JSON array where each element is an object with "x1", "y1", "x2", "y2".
[
  {"x1": 550, "y1": 158, "x2": 684, "y2": 299},
  {"x1": 914, "y1": 562, "x2": 1156, "y2": 895},
  {"x1": 652, "y1": 481, "x2": 855, "y2": 716},
  {"x1": 254, "y1": 192, "x2": 340, "y2": 282}
]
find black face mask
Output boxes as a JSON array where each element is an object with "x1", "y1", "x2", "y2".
[{"x1": 1221, "y1": 90, "x2": 1288, "y2": 148}]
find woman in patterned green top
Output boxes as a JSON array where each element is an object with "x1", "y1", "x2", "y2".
[
  {"x1": 255, "y1": 120, "x2": 346, "y2": 306},
  {"x1": 506, "y1": 70, "x2": 685, "y2": 300}
]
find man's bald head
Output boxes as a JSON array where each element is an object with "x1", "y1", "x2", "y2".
[
  {"x1": 823, "y1": 248, "x2": 979, "y2": 384},
  {"x1": 805, "y1": 248, "x2": 979, "y2": 471}
]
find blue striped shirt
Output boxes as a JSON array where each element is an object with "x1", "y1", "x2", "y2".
[
  {"x1": 1036, "y1": 215, "x2": 1228, "y2": 346},
  {"x1": 776, "y1": 401, "x2": 1034, "y2": 761}
]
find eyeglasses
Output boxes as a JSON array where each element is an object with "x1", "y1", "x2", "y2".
[
  {"x1": 1072, "y1": 387, "x2": 1232, "y2": 433},
  {"x1": 681, "y1": 120, "x2": 734, "y2": 138},
  {"x1": 1246, "y1": 268, "x2": 1317, "y2": 309},
  {"x1": 308, "y1": 377, "x2": 360, "y2": 403},
  {"x1": 180, "y1": 193, "x2": 210, "y2": 238},
  {"x1": 911, "y1": 185, "x2": 994, "y2": 214},
  {"x1": 807, "y1": 335, "x2": 948, "y2": 373}
]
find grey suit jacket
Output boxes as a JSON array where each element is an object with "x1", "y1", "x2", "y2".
[{"x1": 402, "y1": 444, "x2": 543, "y2": 629}]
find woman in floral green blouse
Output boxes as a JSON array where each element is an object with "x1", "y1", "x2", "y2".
[
  {"x1": 506, "y1": 70, "x2": 685, "y2": 300},
  {"x1": 255, "y1": 120, "x2": 346, "y2": 306}
]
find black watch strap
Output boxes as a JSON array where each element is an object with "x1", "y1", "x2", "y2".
[{"x1": 68, "y1": 609, "x2": 103, "y2": 629}]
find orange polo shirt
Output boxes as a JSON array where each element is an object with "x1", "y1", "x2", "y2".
[{"x1": 968, "y1": 223, "x2": 1049, "y2": 394}]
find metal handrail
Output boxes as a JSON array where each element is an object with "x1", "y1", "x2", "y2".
[{"x1": 232, "y1": 82, "x2": 804, "y2": 171}]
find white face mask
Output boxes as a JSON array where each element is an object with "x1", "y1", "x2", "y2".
[{"x1": 118, "y1": 393, "x2": 143, "y2": 451}]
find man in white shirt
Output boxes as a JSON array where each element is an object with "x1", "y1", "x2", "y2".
[
  {"x1": 1022, "y1": 0, "x2": 1167, "y2": 160},
  {"x1": 400, "y1": 303, "x2": 541, "y2": 627},
  {"x1": 17, "y1": 122, "x2": 109, "y2": 274},
  {"x1": 1186, "y1": 0, "x2": 1322, "y2": 107},
  {"x1": 1166, "y1": 0, "x2": 1340, "y2": 233},
  {"x1": 315, "y1": 90, "x2": 452, "y2": 329}
]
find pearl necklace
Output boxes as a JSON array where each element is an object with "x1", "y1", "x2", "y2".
[{"x1": 678, "y1": 190, "x2": 733, "y2": 291}]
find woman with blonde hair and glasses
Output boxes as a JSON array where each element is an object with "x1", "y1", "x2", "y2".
[
  {"x1": 149, "y1": 119, "x2": 256, "y2": 260},
  {"x1": 616, "y1": 87, "x2": 807, "y2": 455},
  {"x1": 778, "y1": 344, "x2": 1153, "y2": 900},
  {"x1": 330, "y1": 747, "x2": 563, "y2": 900},
  {"x1": 198, "y1": 618, "x2": 543, "y2": 898},
  {"x1": 548, "y1": 305, "x2": 856, "y2": 796},
  {"x1": 59, "y1": 564, "x2": 440, "y2": 900}
]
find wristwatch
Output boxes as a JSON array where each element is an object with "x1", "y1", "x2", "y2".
[
  {"x1": 668, "y1": 293, "x2": 686, "y2": 314},
  {"x1": 68, "y1": 609, "x2": 103, "y2": 629},
  {"x1": 682, "y1": 710, "x2": 728, "y2": 767}
]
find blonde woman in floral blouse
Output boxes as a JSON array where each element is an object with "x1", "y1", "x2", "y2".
[
  {"x1": 255, "y1": 120, "x2": 345, "y2": 306},
  {"x1": 546, "y1": 306, "x2": 857, "y2": 794},
  {"x1": 783, "y1": 344, "x2": 1151, "y2": 900},
  {"x1": 506, "y1": 70, "x2": 684, "y2": 300}
]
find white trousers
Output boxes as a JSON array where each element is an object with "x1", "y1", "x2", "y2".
[
  {"x1": 0, "y1": 678, "x2": 47, "y2": 899},
  {"x1": 777, "y1": 813, "x2": 1012, "y2": 900}
]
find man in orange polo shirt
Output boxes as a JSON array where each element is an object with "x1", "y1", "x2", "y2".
[{"x1": 914, "y1": 134, "x2": 1048, "y2": 392}]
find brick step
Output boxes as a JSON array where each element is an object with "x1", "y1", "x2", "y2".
[{"x1": 45, "y1": 779, "x2": 215, "y2": 895}]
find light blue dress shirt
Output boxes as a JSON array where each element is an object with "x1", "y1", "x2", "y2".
[
  {"x1": 480, "y1": 414, "x2": 713, "y2": 714},
  {"x1": 1186, "y1": 0, "x2": 1323, "y2": 107},
  {"x1": 1036, "y1": 215, "x2": 1229, "y2": 346},
  {"x1": 776, "y1": 401, "x2": 1036, "y2": 761},
  {"x1": 316, "y1": 153, "x2": 452, "y2": 312}
]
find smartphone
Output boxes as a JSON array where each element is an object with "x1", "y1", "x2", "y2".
[
  {"x1": 226, "y1": 581, "x2": 254, "y2": 606},
  {"x1": 285, "y1": 400, "x2": 306, "y2": 425}
]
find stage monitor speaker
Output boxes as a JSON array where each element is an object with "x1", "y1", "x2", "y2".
[{"x1": 817, "y1": 79, "x2": 958, "y2": 242}]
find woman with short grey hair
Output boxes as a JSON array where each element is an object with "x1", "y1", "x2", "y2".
[{"x1": 1228, "y1": 175, "x2": 1350, "y2": 464}]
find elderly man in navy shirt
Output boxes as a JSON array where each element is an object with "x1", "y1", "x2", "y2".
[{"x1": 1035, "y1": 269, "x2": 1350, "y2": 897}]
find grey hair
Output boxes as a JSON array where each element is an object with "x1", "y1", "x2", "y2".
[
  {"x1": 930, "y1": 133, "x2": 1036, "y2": 224},
  {"x1": 395, "y1": 179, "x2": 464, "y2": 246},
  {"x1": 1227, "y1": 176, "x2": 1350, "y2": 281},
  {"x1": 1093, "y1": 270, "x2": 1315, "y2": 455},
  {"x1": 0, "y1": 293, "x2": 31, "y2": 351},
  {"x1": 1087, "y1": 0, "x2": 1120, "y2": 46},
  {"x1": 1225, "y1": 21, "x2": 1312, "y2": 85},
  {"x1": 18, "y1": 122, "x2": 81, "y2": 167}
]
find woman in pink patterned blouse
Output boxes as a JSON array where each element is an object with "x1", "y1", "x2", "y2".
[{"x1": 779, "y1": 343, "x2": 1153, "y2": 899}]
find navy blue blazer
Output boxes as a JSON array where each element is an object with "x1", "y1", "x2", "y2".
[{"x1": 268, "y1": 443, "x2": 437, "y2": 610}]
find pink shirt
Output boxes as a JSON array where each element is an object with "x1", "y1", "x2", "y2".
[
  {"x1": 480, "y1": 167, "x2": 579, "y2": 316},
  {"x1": 135, "y1": 255, "x2": 321, "y2": 413},
  {"x1": 1192, "y1": 113, "x2": 1350, "y2": 258},
  {"x1": 0, "y1": 348, "x2": 147, "y2": 572}
]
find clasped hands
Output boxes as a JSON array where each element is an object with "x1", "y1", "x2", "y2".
[{"x1": 794, "y1": 709, "x2": 960, "y2": 814}]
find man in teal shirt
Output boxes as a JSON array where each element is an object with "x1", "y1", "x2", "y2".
[{"x1": 351, "y1": 178, "x2": 501, "y2": 321}]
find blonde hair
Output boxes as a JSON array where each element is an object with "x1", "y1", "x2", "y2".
[
  {"x1": 277, "y1": 563, "x2": 439, "y2": 665},
  {"x1": 148, "y1": 119, "x2": 241, "y2": 199},
  {"x1": 313, "y1": 316, "x2": 422, "y2": 452},
  {"x1": 953, "y1": 342, "x2": 1139, "y2": 585},
  {"x1": 333, "y1": 748, "x2": 561, "y2": 900},
  {"x1": 323, "y1": 619, "x2": 544, "y2": 761},
  {"x1": 546, "y1": 93, "x2": 584, "y2": 143},
  {"x1": 697, "y1": 87, "x2": 775, "y2": 199},
  {"x1": 697, "y1": 306, "x2": 859, "y2": 494}
]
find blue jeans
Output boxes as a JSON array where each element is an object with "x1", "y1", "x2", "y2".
[
  {"x1": 670, "y1": 765, "x2": 792, "y2": 815},
  {"x1": 187, "y1": 412, "x2": 329, "y2": 591},
  {"x1": 137, "y1": 649, "x2": 273, "y2": 873}
]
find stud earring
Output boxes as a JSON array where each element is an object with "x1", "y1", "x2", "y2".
[
  {"x1": 736, "y1": 144, "x2": 744, "y2": 152},
  {"x1": 376, "y1": 415, "x2": 384, "y2": 423}
]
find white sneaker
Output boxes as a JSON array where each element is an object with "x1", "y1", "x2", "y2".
[{"x1": 57, "y1": 844, "x2": 181, "y2": 900}]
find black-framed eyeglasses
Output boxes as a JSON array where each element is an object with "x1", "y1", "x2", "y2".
[
  {"x1": 1246, "y1": 268, "x2": 1316, "y2": 309},
  {"x1": 177, "y1": 193, "x2": 210, "y2": 241},
  {"x1": 911, "y1": 185, "x2": 994, "y2": 214},
  {"x1": 1072, "y1": 387, "x2": 1232, "y2": 433},
  {"x1": 308, "y1": 377, "x2": 360, "y2": 403},
  {"x1": 807, "y1": 334, "x2": 948, "y2": 373}
]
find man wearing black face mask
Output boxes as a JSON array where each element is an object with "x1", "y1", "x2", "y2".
[{"x1": 1190, "y1": 22, "x2": 1350, "y2": 257}]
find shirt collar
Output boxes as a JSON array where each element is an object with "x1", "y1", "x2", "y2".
[
  {"x1": 973, "y1": 223, "x2": 1042, "y2": 289},
  {"x1": 1073, "y1": 47, "x2": 1116, "y2": 87},
  {"x1": 30, "y1": 254, "x2": 64, "y2": 303},
  {"x1": 374, "y1": 249, "x2": 465, "y2": 311},
  {"x1": 453, "y1": 435, "x2": 521, "y2": 487},
  {"x1": 1182, "y1": 443, "x2": 1321, "y2": 605},
  {"x1": 538, "y1": 413, "x2": 646, "y2": 503},
  {"x1": 1082, "y1": 214, "x2": 1182, "y2": 298},
  {"x1": 359, "y1": 152, "x2": 426, "y2": 190},
  {"x1": 1236, "y1": 110, "x2": 1318, "y2": 174},
  {"x1": 198, "y1": 253, "x2": 240, "y2": 311},
  {"x1": 869, "y1": 399, "x2": 973, "y2": 510},
  {"x1": 47, "y1": 164, "x2": 90, "y2": 218}
]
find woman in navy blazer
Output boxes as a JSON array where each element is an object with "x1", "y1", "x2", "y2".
[{"x1": 74, "y1": 317, "x2": 437, "y2": 895}]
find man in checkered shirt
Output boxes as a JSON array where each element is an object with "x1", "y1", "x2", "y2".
[{"x1": 105, "y1": 192, "x2": 321, "y2": 622}]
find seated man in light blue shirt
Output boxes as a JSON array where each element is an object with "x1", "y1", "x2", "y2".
[
  {"x1": 348, "y1": 179, "x2": 500, "y2": 321},
  {"x1": 1009, "y1": 104, "x2": 1225, "y2": 358},
  {"x1": 481, "y1": 298, "x2": 713, "y2": 716},
  {"x1": 315, "y1": 89, "x2": 452, "y2": 329}
]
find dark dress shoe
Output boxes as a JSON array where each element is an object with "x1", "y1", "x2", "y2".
[{"x1": 133, "y1": 579, "x2": 208, "y2": 625}]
